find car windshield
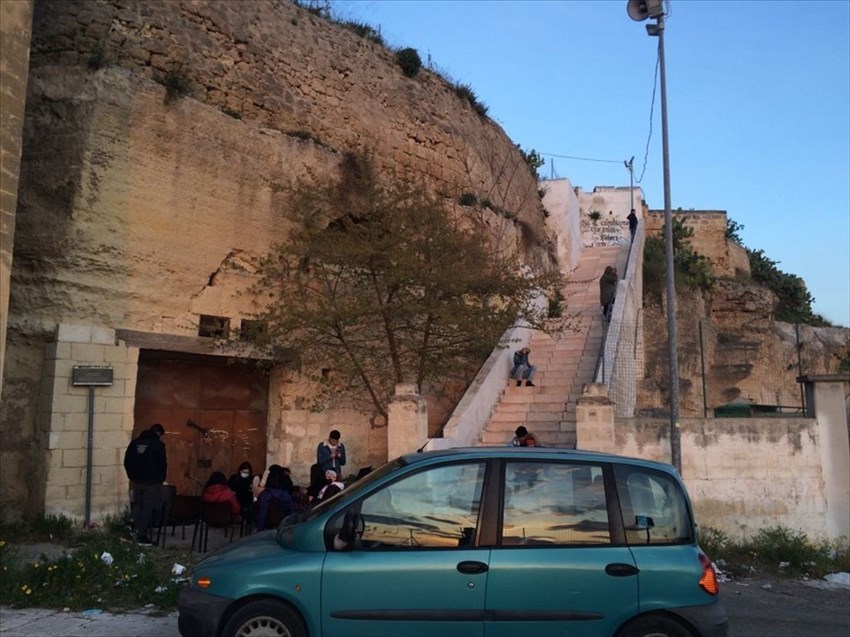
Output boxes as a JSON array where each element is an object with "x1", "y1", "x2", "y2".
[{"x1": 279, "y1": 458, "x2": 407, "y2": 529}]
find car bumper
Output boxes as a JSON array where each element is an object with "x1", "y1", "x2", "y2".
[
  {"x1": 672, "y1": 600, "x2": 729, "y2": 637},
  {"x1": 177, "y1": 586, "x2": 231, "y2": 637}
]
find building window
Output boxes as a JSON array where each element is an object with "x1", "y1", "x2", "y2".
[
  {"x1": 198, "y1": 315, "x2": 230, "y2": 338},
  {"x1": 239, "y1": 319, "x2": 264, "y2": 341}
]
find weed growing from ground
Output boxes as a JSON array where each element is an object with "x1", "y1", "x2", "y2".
[
  {"x1": 698, "y1": 525, "x2": 850, "y2": 578},
  {"x1": 0, "y1": 516, "x2": 201, "y2": 611}
]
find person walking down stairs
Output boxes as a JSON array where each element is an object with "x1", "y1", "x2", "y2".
[{"x1": 511, "y1": 347, "x2": 536, "y2": 387}]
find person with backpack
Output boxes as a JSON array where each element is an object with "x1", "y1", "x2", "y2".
[{"x1": 123, "y1": 423, "x2": 167, "y2": 545}]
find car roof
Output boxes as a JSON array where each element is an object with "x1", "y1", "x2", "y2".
[{"x1": 400, "y1": 446, "x2": 677, "y2": 473}]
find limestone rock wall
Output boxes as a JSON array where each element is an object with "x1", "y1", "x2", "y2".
[
  {"x1": 638, "y1": 209, "x2": 848, "y2": 416},
  {"x1": 28, "y1": 0, "x2": 547, "y2": 245},
  {"x1": 638, "y1": 281, "x2": 849, "y2": 416}
]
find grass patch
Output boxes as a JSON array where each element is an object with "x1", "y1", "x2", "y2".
[
  {"x1": 698, "y1": 525, "x2": 850, "y2": 578},
  {"x1": 341, "y1": 20, "x2": 385, "y2": 45},
  {"x1": 452, "y1": 82, "x2": 489, "y2": 117},
  {"x1": 0, "y1": 515, "x2": 203, "y2": 611}
]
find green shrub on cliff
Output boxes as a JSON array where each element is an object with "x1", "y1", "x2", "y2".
[
  {"x1": 395, "y1": 47, "x2": 422, "y2": 77},
  {"x1": 643, "y1": 217, "x2": 714, "y2": 301}
]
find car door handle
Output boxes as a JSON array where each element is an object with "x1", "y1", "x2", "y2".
[
  {"x1": 605, "y1": 562, "x2": 640, "y2": 577},
  {"x1": 457, "y1": 561, "x2": 489, "y2": 574}
]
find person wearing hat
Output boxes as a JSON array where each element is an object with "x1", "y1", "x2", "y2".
[
  {"x1": 123, "y1": 423, "x2": 168, "y2": 545},
  {"x1": 317, "y1": 429, "x2": 346, "y2": 478}
]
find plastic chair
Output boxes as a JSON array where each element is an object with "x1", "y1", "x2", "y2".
[
  {"x1": 152, "y1": 485, "x2": 176, "y2": 548},
  {"x1": 265, "y1": 498, "x2": 285, "y2": 530},
  {"x1": 162, "y1": 494, "x2": 201, "y2": 547},
  {"x1": 191, "y1": 500, "x2": 236, "y2": 553}
]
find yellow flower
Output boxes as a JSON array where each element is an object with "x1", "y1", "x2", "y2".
[
  {"x1": 0, "y1": 540, "x2": 6, "y2": 547},
  {"x1": 26, "y1": 589, "x2": 32, "y2": 595}
]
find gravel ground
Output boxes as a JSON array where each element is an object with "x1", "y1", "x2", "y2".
[{"x1": 722, "y1": 574, "x2": 850, "y2": 637}]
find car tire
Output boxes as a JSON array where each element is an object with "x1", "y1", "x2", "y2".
[
  {"x1": 221, "y1": 599, "x2": 307, "y2": 637},
  {"x1": 618, "y1": 614, "x2": 695, "y2": 637}
]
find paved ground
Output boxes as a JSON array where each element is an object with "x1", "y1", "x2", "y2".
[
  {"x1": 2, "y1": 574, "x2": 848, "y2": 637},
  {"x1": 0, "y1": 607, "x2": 180, "y2": 637}
]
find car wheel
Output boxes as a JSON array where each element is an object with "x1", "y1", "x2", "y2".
[
  {"x1": 618, "y1": 614, "x2": 695, "y2": 637},
  {"x1": 221, "y1": 599, "x2": 307, "y2": 637}
]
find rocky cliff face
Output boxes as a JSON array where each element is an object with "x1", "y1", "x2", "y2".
[
  {"x1": 11, "y1": 0, "x2": 553, "y2": 337},
  {"x1": 638, "y1": 254, "x2": 849, "y2": 417}
]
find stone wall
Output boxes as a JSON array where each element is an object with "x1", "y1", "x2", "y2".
[
  {"x1": 541, "y1": 178, "x2": 582, "y2": 273},
  {"x1": 0, "y1": 0, "x2": 33, "y2": 402},
  {"x1": 578, "y1": 186, "x2": 643, "y2": 248},
  {"x1": 579, "y1": 409, "x2": 844, "y2": 542},
  {"x1": 645, "y1": 209, "x2": 749, "y2": 278},
  {"x1": 39, "y1": 325, "x2": 139, "y2": 521}
]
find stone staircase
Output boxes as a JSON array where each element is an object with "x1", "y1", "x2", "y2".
[{"x1": 479, "y1": 245, "x2": 629, "y2": 447}]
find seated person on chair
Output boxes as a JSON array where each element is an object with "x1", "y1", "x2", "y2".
[
  {"x1": 255, "y1": 465, "x2": 294, "y2": 531},
  {"x1": 228, "y1": 461, "x2": 255, "y2": 517},
  {"x1": 201, "y1": 471, "x2": 241, "y2": 522}
]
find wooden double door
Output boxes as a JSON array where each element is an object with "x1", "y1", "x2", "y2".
[{"x1": 132, "y1": 351, "x2": 269, "y2": 496}]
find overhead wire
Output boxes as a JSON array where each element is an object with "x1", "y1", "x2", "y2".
[{"x1": 537, "y1": 2, "x2": 671, "y2": 186}]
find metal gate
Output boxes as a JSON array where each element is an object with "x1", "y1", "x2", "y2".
[{"x1": 133, "y1": 351, "x2": 268, "y2": 495}]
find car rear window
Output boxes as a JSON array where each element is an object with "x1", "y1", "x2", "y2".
[{"x1": 613, "y1": 465, "x2": 693, "y2": 545}]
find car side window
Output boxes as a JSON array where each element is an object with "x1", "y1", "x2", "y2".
[
  {"x1": 614, "y1": 465, "x2": 693, "y2": 545},
  {"x1": 355, "y1": 462, "x2": 486, "y2": 549},
  {"x1": 502, "y1": 461, "x2": 611, "y2": 546}
]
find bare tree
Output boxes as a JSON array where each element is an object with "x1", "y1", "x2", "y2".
[{"x1": 245, "y1": 154, "x2": 564, "y2": 421}]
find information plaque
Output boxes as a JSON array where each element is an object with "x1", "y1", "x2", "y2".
[{"x1": 72, "y1": 365, "x2": 114, "y2": 386}]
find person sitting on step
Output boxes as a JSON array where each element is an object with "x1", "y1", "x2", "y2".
[{"x1": 511, "y1": 347, "x2": 536, "y2": 387}]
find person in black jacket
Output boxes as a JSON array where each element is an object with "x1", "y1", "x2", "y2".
[
  {"x1": 228, "y1": 461, "x2": 255, "y2": 518},
  {"x1": 599, "y1": 266, "x2": 618, "y2": 322},
  {"x1": 627, "y1": 209, "x2": 638, "y2": 240},
  {"x1": 123, "y1": 424, "x2": 168, "y2": 545}
]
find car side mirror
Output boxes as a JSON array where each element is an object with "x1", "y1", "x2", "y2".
[{"x1": 334, "y1": 510, "x2": 362, "y2": 550}]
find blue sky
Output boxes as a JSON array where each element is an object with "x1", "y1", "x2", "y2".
[{"x1": 337, "y1": 0, "x2": 850, "y2": 326}]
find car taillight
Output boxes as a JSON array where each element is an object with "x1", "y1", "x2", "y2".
[{"x1": 698, "y1": 553, "x2": 719, "y2": 595}]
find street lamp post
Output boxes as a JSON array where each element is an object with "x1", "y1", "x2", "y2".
[{"x1": 627, "y1": 0, "x2": 681, "y2": 473}]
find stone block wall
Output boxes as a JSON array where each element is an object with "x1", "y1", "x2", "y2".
[
  {"x1": 645, "y1": 209, "x2": 749, "y2": 278},
  {"x1": 39, "y1": 324, "x2": 139, "y2": 520}
]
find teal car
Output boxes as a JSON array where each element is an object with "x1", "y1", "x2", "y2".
[{"x1": 178, "y1": 447, "x2": 728, "y2": 637}]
